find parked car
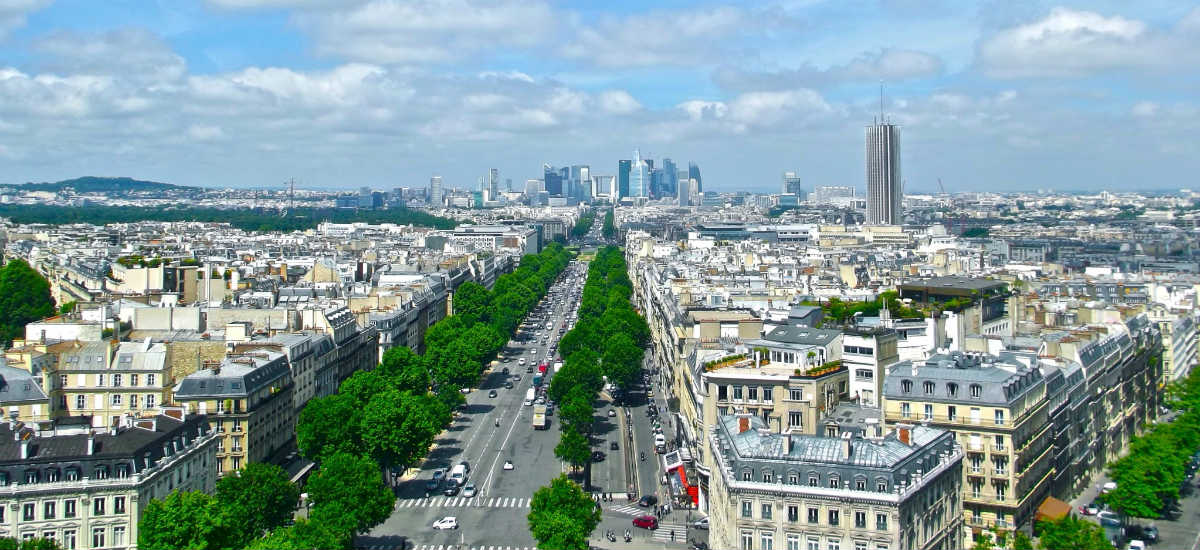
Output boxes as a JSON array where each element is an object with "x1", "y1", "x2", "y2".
[
  {"x1": 608, "y1": 409, "x2": 617, "y2": 417},
  {"x1": 488, "y1": 390, "x2": 498, "y2": 398},
  {"x1": 632, "y1": 515, "x2": 658, "y2": 529},
  {"x1": 1124, "y1": 525, "x2": 1158, "y2": 544},
  {"x1": 691, "y1": 517, "x2": 709, "y2": 530},
  {"x1": 638, "y1": 495, "x2": 659, "y2": 507},
  {"x1": 610, "y1": 441, "x2": 619, "y2": 451},
  {"x1": 591, "y1": 451, "x2": 606, "y2": 462},
  {"x1": 1097, "y1": 511, "x2": 1122, "y2": 527},
  {"x1": 1080, "y1": 501, "x2": 1102, "y2": 515}
]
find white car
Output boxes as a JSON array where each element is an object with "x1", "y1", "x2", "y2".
[
  {"x1": 692, "y1": 517, "x2": 709, "y2": 530},
  {"x1": 503, "y1": 460, "x2": 515, "y2": 470},
  {"x1": 432, "y1": 517, "x2": 459, "y2": 530},
  {"x1": 462, "y1": 483, "x2": 477, "y2": 497}
]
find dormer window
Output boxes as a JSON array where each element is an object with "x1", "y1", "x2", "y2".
[
  {"x1": 66, "y1": 468, "x2": 79, "y2": 481},
  {"x1": 947, "y1": 383, "x2": 958, "y2": 397},
  {"x1": 24, "y1": 470, "x2": 38, "y2": 484},
  {"x1": 923, "y1": 381, "x2": 935, "y2": 395},
  {"x1": 94, "y1": 466, "x2": 109, "y2": 480},
  {"x1": 901, "y1": 380, "x2": 913, "y2": 394},
  {"x1": 970, "y1": 384, "x2": 982, "y2": 398}
]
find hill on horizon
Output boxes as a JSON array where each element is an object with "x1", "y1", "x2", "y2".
[{"x1": 2, "y1": 176, "x2": 199, "y2": 194}]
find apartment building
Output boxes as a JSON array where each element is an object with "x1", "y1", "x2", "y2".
[
  {"x1": 841, "y1": 325, "x2": 899, "y2": 407},
  {"x1": 881, "y1": 352, "x2": 1053, "y2": 532},
  {"x1": 708, "y1": 414, "x2": 963, "y2": 550},
  {"x1": 0, "y1": 363, "x2": 50, "y2": 422},
  {"x1": 898, "y1": 276, "x2": 1016, "y2": 340},
  {"x1": 232, "y1": 332, "x2": 336, "y2": 415},
  {"x1": 0, "y1": 411, "x2": 217, "y2": 549},
  {"x1": 172, "y1": 351, "x2": 293, "y2": 474},
  {"x1": 703, "y1": 359, "x2": 849, "y2": 438},
  {"x1": 27, "y1": 341, "x2": 172, "y2": 429}
]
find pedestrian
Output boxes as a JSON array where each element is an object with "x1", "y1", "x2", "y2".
[{"x1": 670, "y1": 530, "x2": 675, "y2": 542}]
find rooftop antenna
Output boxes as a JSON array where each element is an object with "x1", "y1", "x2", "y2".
[{"x1": 879, "y1": 81, "x2": 885, "y2": 123}]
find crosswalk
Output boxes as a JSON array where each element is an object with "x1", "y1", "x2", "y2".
[
  {"x1": 649, "y1": 522, "x2": 689, "y2": 542},
  {"x1": 401, "y1": 546, "x2": 535, "y2": 550},
  {"x1": 607, "y1": 504, "x2": 645, "y2": 516},
  {"x1": 397, "y1": 496, "x2": 531, "y2": 509}
]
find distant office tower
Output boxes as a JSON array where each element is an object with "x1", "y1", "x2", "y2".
[
  {"x1": 688, "y1": 162, "x2": 702, "y2": 193},
  {"x1": 429, "y1": 176, "x2": 443, "y2": 206},
  {"x1": 661, "y1": 158, "x2": 677, "y2": 197},
  {"x1": 543, "y1": 164, "x2": 564, "y2": 196},
  {"x1": 814, "y1": 186, "x2": 855, "y2": 204},
  {"x1": 677, "y1": 176, "x2": 691, "y2": 206},
  {"x1": 572, "y1": 165, "x2": 591, "y2": 200},
  {"x1": 506, "y1": 178, "x2": 513, "y2": 191},
  {"x1": 488, "y1": 168, "x2": 499, "y2": 201},
  {"x1": 630, "y1": 149, "x2": 650, "y2": 198},
  {"x1": 525, "y1": 179, "x2": 542, "y2": 200},
  {"x1": 591, "y1": 175, "x2": 614, "y2": 198},
  {"x1": 782, "y1": 171, "x2": 807, "y2": 201},
  {"x1": 865, "y1": 121, "x2": 902, "y2": 224},
  {"x1": 617, "y1": 160, "x2": 631, "y2": 199}
]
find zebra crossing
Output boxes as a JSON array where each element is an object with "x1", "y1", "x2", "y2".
[
  {"x1": 407, "y1": 546, "x2": 535, "y2": 550},
  {"x1": 397, "y1": 496, "x2": 531, "y2": 509},
  {"x1": 649, "y1": 522, "x2": 689, "y2": 542},
  {"x1": 606, "y1": 503, "x2": 645, "y2": 516}
]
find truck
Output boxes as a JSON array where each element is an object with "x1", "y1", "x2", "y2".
[
  {"x1": 533, "y1": 374, "x2": 543, "y2": 387},
  {"x1": 553, "y1": 361, "x2": 563, "y2": 374},
  {"x1": 524, "y1": 388, "x2": 535, "y2": 406},
  {"x1": 532, "y1": 405, "x2": 548, "y2": 430}
]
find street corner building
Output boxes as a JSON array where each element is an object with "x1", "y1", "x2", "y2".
[{"x1": 707, "y1": 413, "x2": 963, "y2": 550}]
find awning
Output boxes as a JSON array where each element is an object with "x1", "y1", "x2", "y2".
[{"x1": 1035, "y1": 496, "x2": 1072, "y2": 524}]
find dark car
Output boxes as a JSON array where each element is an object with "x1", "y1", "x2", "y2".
[
  {"x1": 632, "y1": 516, "x2": 658, "y2": 529},
  {"x1": 488, "y1": 389, "x2": 498, "y2": 398},
  {"x1": 443, "y1": 484, "x2": 460, "y2": 496},
  {"x1": 591, "y1": 451, "x2": 605, "y2": 462},
  {"x1": 504, "y1": 382, "x2": 514, "y2": 389},
  {"x1": 610, "y1": 441, "x2": 619, "y2": 451},
  {"x1": 638, "y1": 495, "x2": 658, "y2": 508},
  {"x1": 1125, "y1": 525, "x2": 1159, "y2": 543}
]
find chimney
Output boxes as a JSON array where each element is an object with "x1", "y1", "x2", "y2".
[
  {"x1": 736, "y1": 412, "x2": 753, "y2": 434},
  {"x1": 896, "y1": 423, "x2": 913, "y2": 446},
  {"x1": 86, "y1": 432, "x2": 95, "y2": 455},
  {"x1": 840, "y1": 431, "x2": 853, "y2": 460},
  {"x1": 784, "y1": 429, "x2": 795, "y2": 454},
  {"x1": 20, "y1": 436, "x2": 30, "y2": 460}
]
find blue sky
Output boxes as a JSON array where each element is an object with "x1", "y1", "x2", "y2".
[{"x1": 0, "y1": 1, "x2": 1198, "y2": 193}]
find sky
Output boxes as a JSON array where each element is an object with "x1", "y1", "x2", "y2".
[{"x1": 0, "y1": 1, "x2": 1198, "y2": 194}]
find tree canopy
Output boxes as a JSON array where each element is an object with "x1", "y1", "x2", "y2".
[
  {"x1": 528, "y1": 475, "x2": 602, "y2": 550},
  {"x1": 0, "y1": 259, "x2": 55, "y2": 344},
  {"x1": 138, "y1": 491, "x2": 227, "y2": 550},
  {"x1": 306, "y1": 452, "x2": 395, "y2": 537},
  {"x1": 214, "y1": 463, "x2": 300, "y2": 547},
  {"x1": 1036, "y1": 516, "x2": 1112, "y2": 550}
]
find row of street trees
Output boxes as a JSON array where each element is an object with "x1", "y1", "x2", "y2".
[
  {"x1": 571, "y1": 210, "x2": 595, "y2": 238},
  {"x1": 532, "y1": 246, "x2": 649, "y2": 549},
  {"x1": 602, "y1": 208, "x2": 616, "y2": 240},
  {"x1": 1104, "y1": 361, "x2": 1200, "y2": 519}
]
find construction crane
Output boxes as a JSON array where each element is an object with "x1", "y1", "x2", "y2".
[{"x1": 937, "y1": 177, "x2": 948, "y2": 196}]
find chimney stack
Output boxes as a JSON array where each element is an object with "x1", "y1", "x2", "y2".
[
  {"x1": 896, "y1": 423, "x2": 913, "y2": 446},
  {"x1": 86, "y1": 432, "x2": 95, "y2": 455},
  {"x1": 20, "y1": 436, "x2": 30, "y2": 460},
  {"x1": 735, "y1": 412, "x2": 754, "y2": 434},
  {"x1": 840, "y1": 431, "x2": 853, "y2": 460}
]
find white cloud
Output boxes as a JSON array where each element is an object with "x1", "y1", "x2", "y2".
[
  {"x1": 978, "y1": 7, "x2": 1200, "y2": 77},
  {"x1": 0, "y1": 0, "x2": 51, "y2": 38},
  {"x1": 1131, "y1": 101, "x2": 1159, "y2": 117},
  {"x1": 598, "y1": 90, "x2": 641, "y2": 115},
  {"x1": 560, "y1": 6, "x2": 747, "y2": 67},
  {"x1": 32, "y1": 28, "x2": 187, "y2": 83},
  {"x1": 186, "y1": 124, "x2": 225, "y2": 141},
  {"x1": 714, "y1": 48, "x2": 943, "y2": 92}
]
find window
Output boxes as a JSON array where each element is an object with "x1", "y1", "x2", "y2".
[
  {"x1": 809, "y1": 476, "x2": 818, "y2": 487},
  {"x1": 808, "y1": 537, "x2": 821, "y2": 550},
  {"x1": 748, "y1": 387, "x2": 759, "y2": 401},
  {"x1": 113, "y1": 374, "x2": 122, "y2": 387},
  {"x1": 114, "y1": 496, "x2": 126, "y2": 514},
  {"x1": 901, "y1": 402, "x2": 910, "y2": 418},
  {"x1": 969, "y1": 384, "x2": 982, "y2": 398},
  {"x1": 97, "y1": 374, "x2": 105, "y2": 387},
  {"x1": 923, "y1": 381, "x2": 935, "y2": 395},
  {"x1": 855, "y1": 543, "x2": 868, "y2": 550},
  {"x1": 828, "y1": 539, "x2": 840, "y2": 550},
  {"x1": 995, "y1": 410, "x2": 1005, "y2": 426},
  {"x1": 64, "y1": 500, "x2": 75, "y2": 518},
  {"x1": 788, "y1": 473, "x2": 798, "y2": 485},
  {"x1": 855, "y1": 511, "x2": 866, "y2": 528},
  {"x1": 66, "y1": 469, "x2": 79, "y2": 481},
  {"x1": 743, "y1": 471, "x2": 753, "y2": 481},
  {"x1": 233, "y1": 419, "x2": 242, "y2": 432},
  {"x1": 828, "y1": 509, "x2": 840, "y2": 526},
  {"x1": 25, "y1": 470, "x2": 38, "y2": 483},
  {"x1": 63, "y1": 531, "x2": 76, "y2": 550},
  {"x1": 994, "y1": 435, "x2": 1005, "y2": 451},
  {"x1": 92, "y1": 528, "x2": 104, "y2": 549},
  {"x1": 146, "y1": 394, "x2": 156, "y2": 408},
  {"x1": 789, "y1": 411, "x2": 803, "y2": 428},
  {"x1": 43, "y1": 501, "x2": 55, "y2": 519},
  {"x1": 829, "y1": 477, "x2": 840, "y2": 489},
  {"x1": 75, "y1": 395, "x2": 85, "y2": 409},
  {"x1": 718, "y1": 385, "x2": 728, "y2": 400},
  {"x1": 761, "y1": 532, "x2": 774, "y2": 550},
  {"x1": 763, "y1": 472, "x2": 773, "y2": 483},
  {"x1": 95, "y1": 466, "x2": 109, "y2": 479},
  {"x1": 855, "y1": 369, "x2": 873, "y2": 380},
  {"x1": 788, "y1": 534, "x2": 802, "y2": 550},
  {"x1": 111, "y1": 394, "x2": 122, "y2": 406},
  {"x1": 42, "y1": 532, "x2": 55, "y2": 545},
  {"x1": 733, "y1": 386, "x2": 743, "y2": 400},
  {"x1": 742, "y1": 501, "x2": 753, "y2": 518},
  {"x1": 763, "y1": 387, "x2": 773, "y2": 401},
  {"x1": 762, "y1": 503, "x2": 773, "y2": 520},
  {"x1": 876, "y1": 513, "x2": 888, "y2": 530},
  {"x1": 947, "y1": 383, "x2": 958, "y2": 397},
  {"x1": 23, "y1": 502, "x2": 34, "y2": 521},
  {"x1": 93, "y1": 497, "x2": 105, "y2": 515},
  {"x1": 901, "y1": 380, "x2": 912, "y2": 394},
  {"x1": 147, "y1": 374, "x2": 156, "y2": 386},
  {"x1": 924, "y1": 404, "x2": 933, "y2": 421},
  {"x1": 788, "y1": 505, "x2": 799, "y2": 522},
  {"x1": 790, "y1": 389, "x2": 802, "y2": 401},
  {"x1": 742, "y1": 532, "x2": 753, "y2": 550},
  {"x1": 807, "y1": 507, "x2": 819, "y2": 523},
  {"x1": 877, "y1": 480, "x2": 887, "y2": 492},
  {"x1": 113, "y1": 526, "x2": 126, "y2": 547},
  {"x1": 948, "y1": 406, "x2": 957, "y2": 421}
]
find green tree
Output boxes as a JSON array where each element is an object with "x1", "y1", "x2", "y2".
[
  {"x1": 547, "y1": 350, "x2": 602, "y2": 403},
  {"x1": 377, "y1": 346, "x2": 429, "y2": 394},
  {"x1": 1036, "y1": 516, "x2": 1112, "y2": 550},
  {"x1": 296, "y1": 393, "x2": 364, "y2": 461},
  {"x1": 601, "y1": 332, "x2": 642, "y2": 390},
  {"x1": 555, "y1": 426, "x2": 591, "y2": 471},
  {"x1": 0, "y1": 259, "x2": 55, "y2": 344},
  {"x1": 602, "y1": 209, "x2": 615, "y2": 239},
  {"x1": 362, "y1": 389, "x2": 445, "y2": 473},
  {"x1": 245, "y1": 518, "x2": 348, "y2": 550},
  {"x1": 1013, "y1": 531, "x2": 1033, "y2": 550},
  {"x1": 558, "y1": 386, "x2": 596, "y2": 433},
  {"x1": 138, "y1": 491, "x2": 226, "y2": 550},
  {"x1": 528, "y1": 475, "x2": 601, "y2": 550},
  {"x1": 453, "y1": 281, "x2": 492, "y2": 325},
  {"x1": 215, "y1": 463, "x2": 300, "y2": 547},
  {"x1": 58, "y1": 301, "x2": 77, "y2": 315},
  {"x1": 307, "y1": 452, "x2": 395, "y2": 538},
  {"x1": 0, "y1": 538, "x2": 63, "y2": 550}
]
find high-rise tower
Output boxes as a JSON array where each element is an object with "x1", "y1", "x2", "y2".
[{"x1": 865, "y1": 121, "x2": 902, "y2": 225}]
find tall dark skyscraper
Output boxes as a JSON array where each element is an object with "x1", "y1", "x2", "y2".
[
  {"x1": 688, "y1": 162, "x2": 702, "y2": 193},
  {"x1": 544, "y1": 164, "x2": 564, "y2": 196},
  {"x1": 782, "y1": 172, "x2": 803, "y2": 195},
  {"x1": 661, "y1": 158, "x2": 677, "y2": 196},
  {"x1": 617, "y1": 159, "x2": 631, "y2": 199},
  {"x1": 865, "y1": 121, "x2": 902, "y2": 225}
]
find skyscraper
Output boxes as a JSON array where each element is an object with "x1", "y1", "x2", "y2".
[
  {"x1": 630, "y1": 149, "x2": 650, "y2": 198},
  {"x1": 617, "y1": 159, "x2": 631, "y2": 199},
  {"x1": 661, "y1": 158, "x2": 677, "y2": 197},
  {"x1": 782, "y1": 171, "x2": 805, "y2": 200},
  {"x1": 688, "y1": 162, "x2": 702, "y2": 193},
  {"x1": 543, "y1": 164, "x2": 563, "y2": 196},
  {"x1": 677, "y1": 176, "x2": 691, "y2": 206},
  {"x1": 865, "y1": 121, "x2": 902, "y2": 225},
  {"x1": 488, "y1": 168, "x2": 499, "y2": 201},
  {"x1": 429, "y1": 176, "x2": 443, "y2": 206}
]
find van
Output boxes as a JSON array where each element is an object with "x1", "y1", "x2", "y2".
[
  {"x1": 524, "y1": 388, "x2": 536, "y2": 406},
  {"x1": 449, "y1": 464, "x2": 468, "y2": 486},
  {"x1": 654, "y1": 433, "x2": 666, "y2": 450}
]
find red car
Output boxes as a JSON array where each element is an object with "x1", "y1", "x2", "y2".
[{"x1": 632, "y1": 515, "x2": 659, "y2": 530}]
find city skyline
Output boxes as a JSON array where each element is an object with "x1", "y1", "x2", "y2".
[{"x1": 1, "y1": 1, "x2": 1198, "y2": 192}]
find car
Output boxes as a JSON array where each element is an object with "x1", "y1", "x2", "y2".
[
  {"x1": 1127, "y1": 541, "x2": 1146, "y2": 550},
  {"x1": 638, "y1": 495, "x2": 659, "y2": 508},
  {"x1": 608, "y1": 409, "x2": 617, "y2": 417},
  {"x1": 503, "y1": 460, "x2": 515, "y2": 470},
  {"x1": 462, "y1": 483, "x2": 477, "y2": 497},
  {"x1": 504, "y1": 382, "x2": 514, "y2": 389},
  {"x1": 432, "y1": 517, "x2": 459, "y2": 530},
  {"x1": 459, "y1": 387, "x2": 471, "y2": 394},
  {"x1": 1079, "y1": 502, "x2": 1100, "y2": 516},
  {"x1": 1102, "y1": 481, "x2": 1118, "y2": 493},
  {"x1": 1124, "y1": 525, "x2": 1158, "y2": 543},
  {"x1": 691, "y1": 517, "x2": 709, "y2": 530},
  {"x1": 632, "y1": 516, "x2": 658, "y2": 529},
  {"x1": 1097, "y1": 511, "x2": 1121, "y2": 527},
  {"x1": 502, "y1": 367, "x2": 510, "y2": 373},
  {"x1": 610, "y1": 441, "x2": 619, "y2": 451},
  {"x1": 443, "y1": 484, "x2": 460, "y2": 496},
  {"x1": 591, "y1": 451, "x2": 606, "y2": 462},
  {"x1": 488, "y1": 390, "x2": 498, "y2": 398}
]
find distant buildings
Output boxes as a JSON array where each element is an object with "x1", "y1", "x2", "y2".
[
  {"x1": 782, "y1": 171, "x2": 805, "y2": 201},
  {"x1": 617, "y1": 159, "x2": 631, "y2": 200},
  {"x1": 429, "y1": 176, "x2": 443, "y2": 206},
  {"x1": 630, "y1": 150, "x2": 650, "y2": 199},
  {"x1": 866, "y1": 121, "x2": 902, "y2": 225}
]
